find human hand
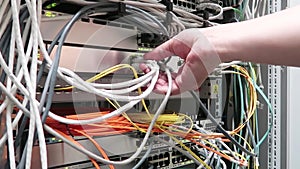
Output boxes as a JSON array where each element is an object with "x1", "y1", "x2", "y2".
[{"x1": 142, "y1": 28, "x2": 221, "y2": 95}]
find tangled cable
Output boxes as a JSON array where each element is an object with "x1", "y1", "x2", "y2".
[{"x1": 0, "y1": 1, "x2": 272, "y2": 169}]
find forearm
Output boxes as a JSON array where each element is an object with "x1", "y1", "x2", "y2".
[{"x1": 202, "y1": 6, "x2": 300, "y2": 66}]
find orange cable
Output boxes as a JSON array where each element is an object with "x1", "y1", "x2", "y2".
[
  {"x1": 71, "y1": 128, "x2": 115, "y2": 169},
  {"x1": 54, "y1": 129, "x2": 101, "y2": 169}
]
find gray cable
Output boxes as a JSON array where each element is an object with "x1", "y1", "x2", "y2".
[
  {"x1": 154, "y1": 136, "x2": 202, "y2": 166},
  {"x1": 132, "y1": 139, "x2": 154, "y2": 169},
  {"x1": 190, "y1": 90, "x2": 256, "y2": 157},
  {"x1": 44, "y1": 65, "x2": 172, "y2": 165},
  {"x1": 126, "y1": 5, "x2": 169, "y2": 38},
  {"x1": 18, "y1": 3, "x2": 119, "y2": 169}
]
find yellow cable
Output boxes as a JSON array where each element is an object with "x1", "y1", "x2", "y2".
[
  {"x1": 224, "y1": 65, "x2": 258, "y2": 136},
  {"x1": 56, "y1": 64, "x2": 130, "y2": 90},
  {"x1": 179, "y1": 113, "x2": 194, "y2": 134},
  {"x1": 128, "y1": 112, "x2": 186, "y2": 125},
  {"x1": 235, "y1": 133, "x2": 254, "y2": 152},
  {"x1": 105, "y1": 97, "x2": 146, "y2": 133},
  {"x1": 169, "y1": 135, "x2": 211, "y2": 169},
  {"x1": 233, "y1": 152, "x2": 247, "y2": 162}
]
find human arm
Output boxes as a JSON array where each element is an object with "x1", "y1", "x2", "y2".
[{"x1": 143, "y1": 5, "x2": 300, "y2": 94}]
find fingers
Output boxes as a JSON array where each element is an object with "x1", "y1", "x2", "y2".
[
  {"x1": 153, "y1": 81, "x2": 180, "y2": 95},
  {"x1": 139, "y1": 63, "x2": 150, "y2": 73},
  {"x1": 139, "y1": 63, "x2": 181, "y2": 94},
  {"x1": 144, "y1": 34, "x2": 193, "y2": 61},
  {"x1": 141, "y1": 28, "x2": 221, "y2": 94}
]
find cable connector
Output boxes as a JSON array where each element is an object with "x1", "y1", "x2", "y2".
[
  {"x1": 231, "y1": 158, "x2": 248, "y2": 167},
  {"x1": 160, "y1": 0, "x2": 173, "y2": 11},
  {"x1": 157, "y1": 61, "x2": 168, "y2": 72},
  {"x1": 255, "y1": 157, "x2": 260, "y2": 167},
  {"x1": 159, "y1": 0, "x2": 173, "y2": 29},
  {"x1": 239, "y1": 160, "x2": 248, "y2": 167},
  {"x1": 203, "y1": 10, "x2": 209, "y2": 27}
]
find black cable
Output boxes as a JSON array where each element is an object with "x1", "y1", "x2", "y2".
[
  {"x1": 190, "y1": 90, "x2": 256, "y2": 157},
  {"x1": 233, "y1": 73, "x2": 242, "y2": 128},
  {"x1": 222, "y1": 72, "x2": 232, "y2": 129}
]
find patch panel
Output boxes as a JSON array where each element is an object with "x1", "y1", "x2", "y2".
[{"x1": 173, "y1": 0, "x2": 198, "y2": 11}]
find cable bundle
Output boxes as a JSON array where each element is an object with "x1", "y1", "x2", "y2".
[
  {"x1": 0, "y1": 1, "x2": 273, "y2": 169},
  {"x1": 0, "y1": 1, "x2": 164, "y2": 168}
]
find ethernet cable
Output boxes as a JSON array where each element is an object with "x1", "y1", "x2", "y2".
[
  {"x1": 44, "y1": 64, "x2": 172, "y2": 166},
  {"x1": 154, "y1": 136, "x2": 203, "y2": 166},
  {"x1": 197, "y1": 3, "x2": 224, "y2": 20},
  {"x1": 71, "y1": 129, "x2": 115, "y2": 169},
  {"x1": 4, "y1": 1, "x2": 47, "y2": 168},
  {"x1": 47, "y1": 63, "x2": 159, "y2": 125},
  {"x1": 190, "y1": 72, "x2": 257, "y2": 157},
  {"x1": 194, "y1": 124, "x2": 246, "y2": 163},
  {"x1": 0, "y1": 1, "x2": 271, "y2": 168},
  {"x1": 132, "y1": 138, "x2": 154, "y2": 169}
]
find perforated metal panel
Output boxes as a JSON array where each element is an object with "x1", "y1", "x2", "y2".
[{"x1": 267, "y1": 65, "x2": 282, "y2": 169}]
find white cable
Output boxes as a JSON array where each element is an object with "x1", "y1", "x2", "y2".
[
  {"x1": 100, "y1": 76, "x2": 152, "y2": 94},
  {"x1": 58, "y1": 64, "x2": 157, "y2": 89},
  {"x1": 0, "y1": 2, "x2": 170, "y2": 168},
  {"x1": 110, "y1": 0, "x2": 204, "y2": 22},
  {"x1": 171, "y1": 12, "x2": 185, "y2": 30},
  {"x1": 219, "y1": 61, "x2": 242, "y2": 68},
  {"x1": 23, "y1": 3, "x2": 48, "y2": 168},
  {"x1": 36, "y1": 47, "x2": 160, "y2": 101},
  {"x1": 197, "y1": 3, "x2": 224, "y2": 20},
  {"x1": 215, "y1": 61, "x2": 243, "y2": 72},
  {"x1": 48, "y1": 99, "x2": 140, "y2": 124},
  {"x1": 0, "y1": 2, "x2": 241, "y2": 169},
  {"x1": 57, "y1": 64, "x2": 159, "y2": 101},
  {"x1": 0, "y1": 9, "x2": 11, "y2": 39},
  {"x1": 220, "y1": 159, "x2": 227, "y2": 169},
  {"x1": 64, "y1": 67, "x2": 158, "y2": 101},
  {"x1": 155, "y1": 136, "x2": 202, "y2": 166},
  {"x1": 0, "y1": 97, "x2": 29, "y2": 148},
  {"x1": 44, "y1": 65, "x2": 172, "y2": 165},
  {"x1": 197, "y1": 152, "x2": 214, "y2": 169},
  {"x1": 22, "y1": 17, "x2": 32, "y2": 44},
  {"x1": 47, "y1": 62, "x2": 160, "y2": 125},
  {"x1": 0, "y1": 56, "x2": 32, "y2": 117},
  {"x1": 0, "y1": 0, "x2": 9, "y2": 21},
  {"x1": 6, "y1": 102, "x2": 16, "y2": 169},
  {"x1": 25, "y1": 1, "x2": 38, "y2": 166},
  {"x1": 25, "y1": 103, "x2": 36, "y2": 169},
  {"x1": 5, "y1": 7, "x2": 17, "y2": 167},
  {"x1": 216, "y1": 139, "x2": 240, "y2": 161},
  {"x1": 11, "y1": 2, "x2": 36, "y2": 169},
  {"x1": 11, "y1": 1, "x2": 47, "y2": 168}
]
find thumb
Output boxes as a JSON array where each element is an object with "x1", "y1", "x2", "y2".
[{"x1": 144, "y1": 36, "x2": 192, "y2": 61}]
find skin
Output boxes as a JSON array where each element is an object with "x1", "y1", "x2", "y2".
[{"x1": 142, "y1": 5, "x2": 300, "y2": 94}]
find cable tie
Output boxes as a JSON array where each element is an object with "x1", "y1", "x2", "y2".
[
  {"x1": 159, "y1": 0, "x2": 173, "y2": 26},
  {"x1": 160, "y1": 0, "x2": 173, "y2": 11}
]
